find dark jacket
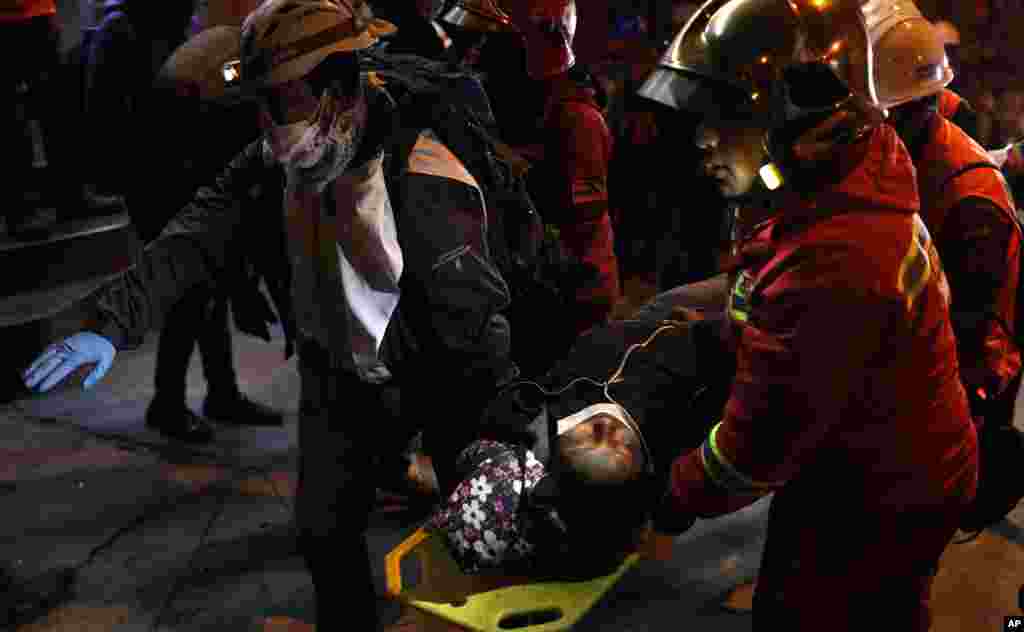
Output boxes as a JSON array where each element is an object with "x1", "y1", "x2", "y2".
[{"x1": 77, "y1": 90, "x2": 517, "y2": 398}]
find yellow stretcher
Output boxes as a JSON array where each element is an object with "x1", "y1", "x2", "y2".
[{"x1": 385, "y1": 528, "x2": 673, "y2": 632}]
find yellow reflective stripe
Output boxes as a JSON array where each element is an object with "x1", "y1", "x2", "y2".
[
  {"x1": 896, "y1": 216, "x2": 932, "y2": 310},
  {"x1": 699, "y1": 422, "x2": 786, "y2": 494}
]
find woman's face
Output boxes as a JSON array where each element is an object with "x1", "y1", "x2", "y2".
[{"x1": 558, "y1": 414, "x2": 644, "y2": 484}]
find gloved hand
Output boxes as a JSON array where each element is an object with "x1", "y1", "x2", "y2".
[{"x1": 22, "y1": 332, "x2": 116, "y2": 393}]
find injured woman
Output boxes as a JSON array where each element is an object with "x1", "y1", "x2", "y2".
[{"x1": 422, "y1": 314, "x2": 735, "y2": 579}]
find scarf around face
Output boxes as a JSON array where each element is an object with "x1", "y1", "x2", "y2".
[
  {"x1": 264, "y1": 79, "x2": 403, "y2": 380},
  {"x1": 263, "y1": 79, "x2": 369, "y2": 192}
]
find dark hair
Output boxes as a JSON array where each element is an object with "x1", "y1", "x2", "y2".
[{"x1": 547, "y1": 466, "x2": 652, "y2": 578}]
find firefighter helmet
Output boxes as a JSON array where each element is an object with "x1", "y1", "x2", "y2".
[
  {"x1": 441, "y1": 0, "x2": 517, "y2": 33},
  {"x1": 638, "y1": 0, "x2": 881, "y2": 169},
  {"x1": 861, "y1": 0, "x2": 954, "y2": 109}
]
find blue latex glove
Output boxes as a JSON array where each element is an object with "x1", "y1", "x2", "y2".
[{"x1": 22, "y1": 332, "x2": 116, "y2": 393}]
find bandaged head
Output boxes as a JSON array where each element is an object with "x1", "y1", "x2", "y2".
[{"x1": 428, "y1": 402, "x2": 652, "y2": 576}]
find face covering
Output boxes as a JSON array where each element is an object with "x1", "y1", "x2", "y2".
[{"x1": 264, "y1": 79, "x2": 369, "y2": 191}]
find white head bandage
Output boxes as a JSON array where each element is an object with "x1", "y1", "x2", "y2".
[
  {"x1": 555, "y1": 402, "x2": 631, "y2": 436},
  {"x1": 553, "y1": 401, "x2": 653, "y2": 475}
]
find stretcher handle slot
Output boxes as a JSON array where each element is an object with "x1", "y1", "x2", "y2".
[{"x1": 497, "y1": 608, "x2": 564, "y2": 629}]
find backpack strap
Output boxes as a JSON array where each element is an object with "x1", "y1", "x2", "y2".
[
  {"x1": 941, "y1": 161, "x2": 1004, "y2": 188},
  {"x1": 382, "y1": 89, "x2": 431, "y2": 219}
]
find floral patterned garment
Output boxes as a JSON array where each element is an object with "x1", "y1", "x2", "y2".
[{"x1": 427, "y1": 439, "x2": 556, "y2": 574}]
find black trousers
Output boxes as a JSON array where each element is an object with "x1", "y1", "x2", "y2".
[
  {"x1": 152, "y1": 284, "x2": 238, "y2": 404},
  {"x1": 295, "y1": 338, "x2": 408, "y2": 630},
  {"x1": 0, "y1": 15, "x2": 70, "y2": 224},
  {"x1": 295, "y1": 334, "x2": 498, "y2": 628}
]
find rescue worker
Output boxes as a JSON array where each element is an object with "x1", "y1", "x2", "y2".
[
  {"x1": 20, "y1": 0, "x2": 519, "y2": 629},
  {"x1": 867, "y1": 0, "x2": 1024, "y2": 420},
  {"x1": 509, "y1": 0, "x2": 622, "y2": 337},
  {"x1": 638, "y1": 1, "x2": 978, "y2": 630},
  {"x1": 438, "y1": 0, "x2": 515, "y2": 133},
  {"x1": 440, "y1": 0, "x2": 514, "y2": 67}
]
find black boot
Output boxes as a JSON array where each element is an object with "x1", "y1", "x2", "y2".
[
  {"x1": 145, "y1": 398, "x2": 216, "y2": 444},
  {"x1": 203, "y1": 392, "x2": 284, "y2": 427}
]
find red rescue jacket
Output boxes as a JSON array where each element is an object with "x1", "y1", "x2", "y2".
[
  {"x1": 0, "y1": 0, "x2": 55, "y2": 22},
  {"x1": 915, "y1": 114, "x2": 1023, "y2": 400},
  {"x1": 667, "y1": 124, "x2": 978, "y2": 520},
  {"x1": 939, "y1": 88, "x2": 962, "y2": 121},
  {"x1": 539, "y1": 73, "x2": 621, "y2": 334}
]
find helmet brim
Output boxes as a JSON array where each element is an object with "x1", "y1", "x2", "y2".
[
  {"x1": 637, "y1": 67, "x2": 763, "y2": 124},
  {"x1": 441, "y1": 4, "x2": 517, "y2": 33},
  {"x1": 240, "y1": 17, "x2": 397, "y2": 90}
]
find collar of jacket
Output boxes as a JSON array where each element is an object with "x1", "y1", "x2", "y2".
[{"x1": 770, "y1": 124, "x2": 921, "y2": 240}]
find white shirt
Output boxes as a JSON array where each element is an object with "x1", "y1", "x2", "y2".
[{"x1": 290, "y1": 154, "x2": 403, "y2": 383}]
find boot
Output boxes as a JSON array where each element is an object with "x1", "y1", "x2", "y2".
[
  {"x1": 203, "y1": 392, "x2": 284, "y2": 427},
  {"x1": 146, "y1": 398, "x2": 216, "y2": 444}
]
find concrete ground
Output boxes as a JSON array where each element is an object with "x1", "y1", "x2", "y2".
[{"x1": 2, "y1": 282, "x2": 1024, "y2": 631}]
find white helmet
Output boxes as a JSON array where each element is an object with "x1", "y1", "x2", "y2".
[
  {"x1": 861, "y1": 0, "x2": 954, "y2": 110},
  {"x1": 239, "y1": 0, "x2": 396, "y2": 88}
]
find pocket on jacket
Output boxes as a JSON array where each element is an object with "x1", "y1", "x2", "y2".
[{"x1": 429, "y1": 244, "x2": 511, "y2": 346}]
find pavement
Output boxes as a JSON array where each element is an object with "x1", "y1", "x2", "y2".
[{"x1": 2, "y1": 283, "x2": 1024, "y2": 631}]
